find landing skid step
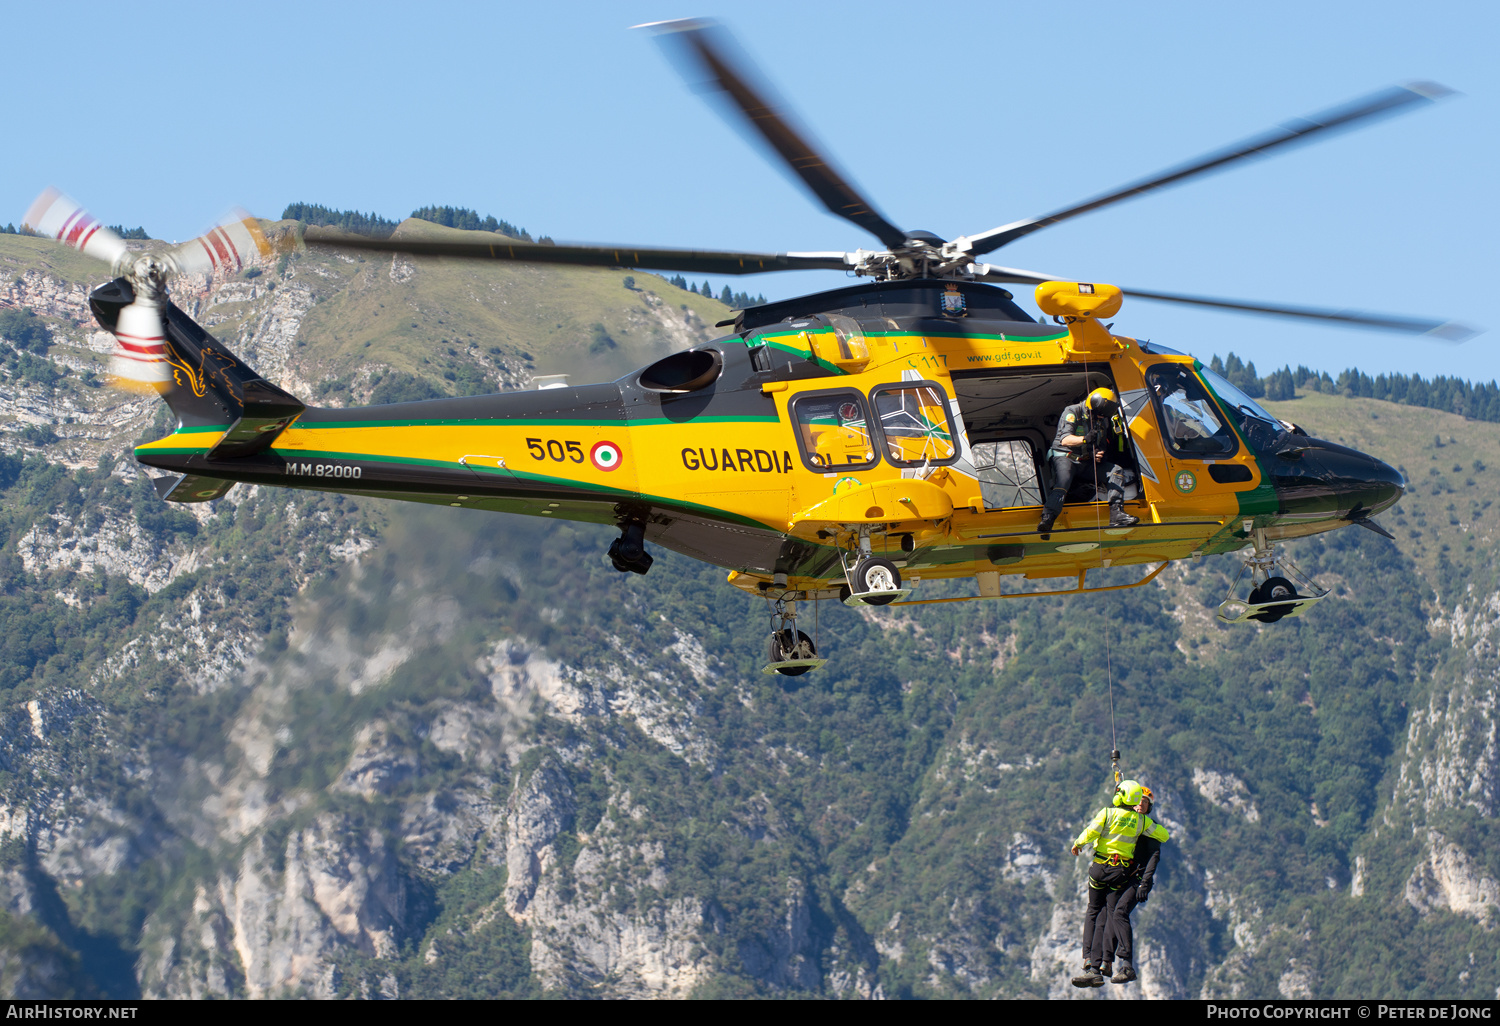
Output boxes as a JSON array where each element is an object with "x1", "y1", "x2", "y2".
[
  {"x1": 1216, "y1": 593, "x2": 1325, "y2": 624},
  {"x1": 843, "y1": 588, "x2": 912, "y2": 607},
  {"x1": 761, "y1": 658, "x2": 828, "y2": 675}
]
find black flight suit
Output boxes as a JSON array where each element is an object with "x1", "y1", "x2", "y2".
[
  {"x1": 1097, "y1": 835, "x2": 1162, "y2": 973},
  {"x1": 1042, "y1": 402, "x2": 1131, "y2": 521}
]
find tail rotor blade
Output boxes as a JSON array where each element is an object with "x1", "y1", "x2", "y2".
[
  {"x1": 170, "y1": 209, "x2": 274, "y2": 276},
  {"x1": 108, "y1": 297, "x2": 172, "y2": 391},
  {"x1": 23, "y1": 188, "x2": 129, "y2": 269}
]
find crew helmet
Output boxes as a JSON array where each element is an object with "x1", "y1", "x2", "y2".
[
  {"x1": 1086, "y1": 387, "x2": 1119, "y2": 416},
  {"x1": 1113, "y1": 779, "x2": 1154, "y2": 807}
]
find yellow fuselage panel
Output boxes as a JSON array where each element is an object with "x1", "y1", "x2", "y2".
[{"x1": 137, "y1": 330, "x2": 1287, "y2": 589}]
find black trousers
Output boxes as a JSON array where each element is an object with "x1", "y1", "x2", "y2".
[
  {"x1": 1082, "y1": 862, "x2": 1139, "y2": 968},
  {"x1": 1044, "y1": 453, "x2": 1128, "y2": 516}
]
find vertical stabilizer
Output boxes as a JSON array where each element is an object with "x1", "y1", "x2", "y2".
[{"x1": 90, "y1": 278, "x2": 304, "y2": 456}]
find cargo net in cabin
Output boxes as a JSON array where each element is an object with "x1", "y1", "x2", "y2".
[{"x1": 971, "y1": 440, "x2": 1042, "y2": 509}]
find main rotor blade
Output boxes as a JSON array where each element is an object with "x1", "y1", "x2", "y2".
[
  {"x1": 304, "y1": 227, "x2": 850, "y2": 276},
  {"x1": 972, "y1": 265, "x2": 1478, "y2": 340},
  {"x1": 640, "y1": 18, "x2": 909, "y2": 250},
  {"x1": 964, "y1": 82, "x2": 1452, "y2": 256},
  {"x1": 169, "y1": 209, "x2": 275, "y2": 276}
]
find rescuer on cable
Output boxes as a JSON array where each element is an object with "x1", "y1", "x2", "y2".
[{"x1": 1069, "y1": 779, "x2": 1170, "y2": 987}]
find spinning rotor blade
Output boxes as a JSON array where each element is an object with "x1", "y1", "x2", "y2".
[
  {"x1": 23, "y1": 188, "x2": 129, "y2": 268},
  {"x1": 22, "y1": 189, "x2": 170, "y2": 389},
  {"x1": 304, "y1": 227, "x2": 851, "y2": 275},
  {"x1": 108, "y1": 294, "x2": 172, "y2": 392},
  {"x1": 169, "y1": 209, "x2": 274, "y2": 276},
  {"x1": 972, "y1": 265, "x2": 1477, "y2": 340},
  {"x1": 964, "y1": 82, "x2": 1452, "y2": 256},
  {"x1": 640, "y1": 18, "x2": 909, "y2": 249}
]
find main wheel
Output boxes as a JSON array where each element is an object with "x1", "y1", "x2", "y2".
[
  {"x1": 1249, "y1": 575, "x2": 1299, "y2": 623},
  {"x1": 767, "y1": 629, "x2": 816, "y2": 675},
  {"x1": 851, "y1": 556, "x2": 901, "y2": 605}
]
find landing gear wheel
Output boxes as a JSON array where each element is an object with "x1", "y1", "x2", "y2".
[
  {"x1": 767, "y1": 629, "x2": 816, "y2": 676},
  {"x1": 851, "y1": 556, "x2": 901, "y2": 605},
  {"x1": 1249, "y1": 575, "x2": 1299, "y2": 623}
]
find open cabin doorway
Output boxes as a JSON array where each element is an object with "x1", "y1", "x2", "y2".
[{"x1": 951, "y1": 366, "x2": 1123, "y2": 511}]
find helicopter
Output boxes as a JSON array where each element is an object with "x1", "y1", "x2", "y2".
[{"x1": 22, "y1": 19, "x2": 1470, "y2": 676}]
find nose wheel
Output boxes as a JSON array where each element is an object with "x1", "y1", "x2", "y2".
[
  {"x1": 762, "y1": 596, "x2": 826, "y2": 679},
  {"x1": 1216, "y1": 528, "x2": 1327, "y2": 624}
]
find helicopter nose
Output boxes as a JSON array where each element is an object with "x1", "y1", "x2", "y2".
[
  {"x1": 1268, "y1": 440, "x2": 1404, "y2": 520},
  {"x1": 1363, "y1": 456, "x2": 1405, "y2": 514}
]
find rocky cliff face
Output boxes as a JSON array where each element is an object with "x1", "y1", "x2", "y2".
[{"x1": 1, "y1": 233, "x2": 1498, "y2": 999}]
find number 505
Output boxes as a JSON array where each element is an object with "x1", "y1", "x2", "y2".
[{"x1": 526, "y1": 438, "x2": 584, "y2": 463}]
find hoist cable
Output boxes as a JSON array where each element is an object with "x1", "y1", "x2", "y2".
[{"x1": 1078, "y1": 340, "x2": 1123, "y2": 786}]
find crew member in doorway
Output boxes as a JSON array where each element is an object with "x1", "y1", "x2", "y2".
[
  {"x1": 1069, "y1": 779, "x2": 1170, "y2": 988},
  {"x1": 1095, "y1": 829, "x2": 1163, "y2": 984},
  {"x1": 1038, "y1": 388, "x2": 1140, "y2": 537}
]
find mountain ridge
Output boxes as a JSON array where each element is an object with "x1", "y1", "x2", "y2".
[{"x1": 0, "y1": 232, "x2": 1496, "y2": 998}]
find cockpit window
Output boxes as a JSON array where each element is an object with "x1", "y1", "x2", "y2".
[
  {"x1": 1145, "y1": 364, "x2": 1239, "y2": 458},
  {"x1": 792, "y1": 390, "x2": 878, "y2": 472},
  {"x1": 1198, "y1": 366, "x2": 1278, "y2": 425},
  {"x1": 871, "y1": 382, "x2": 959, "y2": 467}
]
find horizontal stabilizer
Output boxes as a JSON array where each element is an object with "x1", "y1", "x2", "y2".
[
  {"x1": 207, "y1": 379, "x2": 305, "y2": 458},
  {"x1": 152, "y1": 474, "x2": 235, "y2": 503}
]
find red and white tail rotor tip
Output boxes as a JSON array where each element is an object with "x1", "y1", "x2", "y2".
[
  {"x1": 109, "y1": 299, "x2": 173, "y2": 391},
  {"x1": 22, "y1": 188, "x2": 129, "y2": 270},
  {"x1": 170, "y1": 209, "x2": 274, "y2": 276},
  {"x1": 22, "y1": 189, "x2": 276, "y2": 392},
  {"x1": 22, "y1": 188, "x2": 166, "y2": 390}
]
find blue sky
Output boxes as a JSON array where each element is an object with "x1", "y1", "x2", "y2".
[{"x1": 6, "y1": 0, "x2": 1495, "y2": 380}]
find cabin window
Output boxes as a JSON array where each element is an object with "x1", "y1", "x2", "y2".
[
  {"x1": 1145, "y1": 364, "x2": 1239, "y2": 458},
  {"x1": 791, "y1": 390, "x2": 878, "y2": 472},
  {"x1": 971, "y1": 440, "x2": 1043, "y2": 508},
  {"x1": 870, "y1": 382, "x2": 960, "y2": 468}
]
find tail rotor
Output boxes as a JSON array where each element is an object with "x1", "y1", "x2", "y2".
[{"x1": 22, "y1": 190, "x2": 277, "y2": 391}]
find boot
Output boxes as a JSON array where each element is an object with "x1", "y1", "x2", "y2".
[
  {"x1": 1037, "y1": 509, "x2": 1058, "y2": 538},
  {"x1": 1111, "y1": 966, "x2": 1137, "y2": 984},
  {"x1": 1070, "y1": 963, "x2": 1104, "y2": 988},
  {"x1": 1109, "y1": 501, "x2": 1139, "y2": 528}
]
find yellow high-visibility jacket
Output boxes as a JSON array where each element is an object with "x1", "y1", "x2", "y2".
[{"x1": 1073, "y1": 807, "x2": 1170, "y2": 860}]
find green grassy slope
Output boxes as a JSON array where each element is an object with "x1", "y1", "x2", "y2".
[
  {"x1": 1264, "y1": 390, "x2": 1497, "y2": 590},
  {"x1": 0, "y1": 233, "x2": 113, "y2": 291},
  {"x1": 287, "y1": 219, "x2": 734, "y2": 385}
]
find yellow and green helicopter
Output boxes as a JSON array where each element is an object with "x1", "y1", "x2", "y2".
[{"x1": 25, "y1": 20, "x2": 1470, "y2": 675}]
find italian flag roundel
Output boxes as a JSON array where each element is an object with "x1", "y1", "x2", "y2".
[{"x1": 591, "y1": 441, "x2": 622, "y2": 472}]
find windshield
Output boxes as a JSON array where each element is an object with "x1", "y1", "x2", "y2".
[
  {"x1": 1145, "y1": 364, "x2": 1239, "y2": 458},
  {"x1": 1198, "y1": 366, "x2": 1278, "y2": 424}
]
